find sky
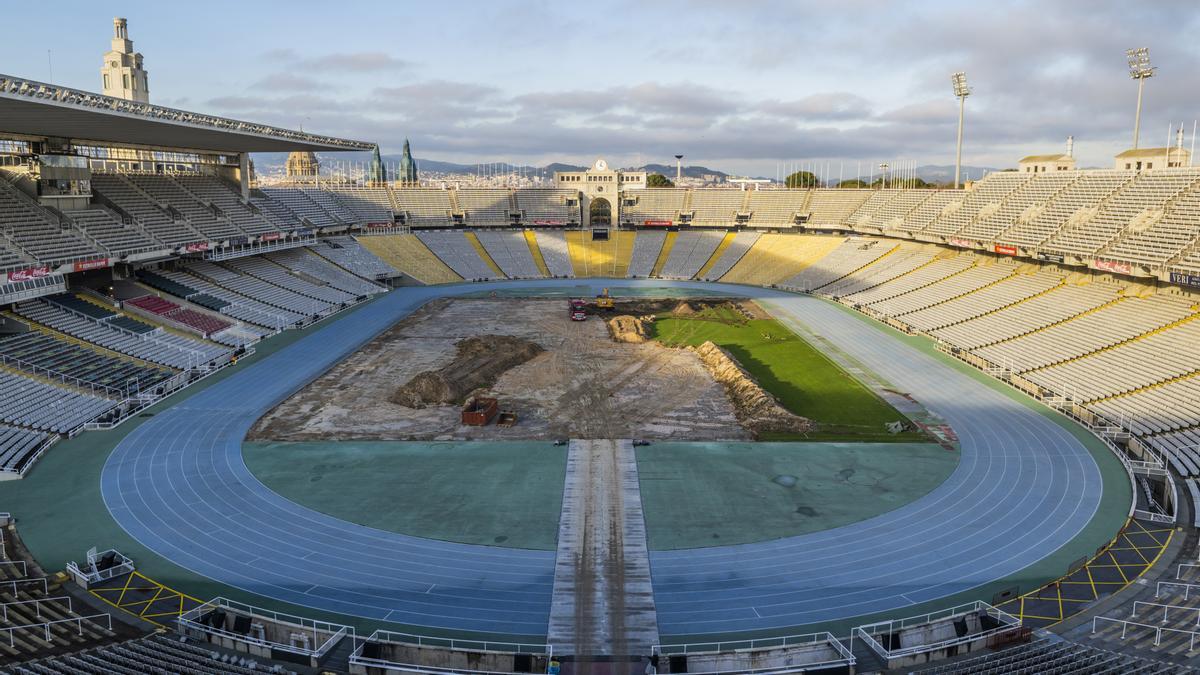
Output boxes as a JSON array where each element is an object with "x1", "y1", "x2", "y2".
[{"x1": 6, "y1": 0, "x2": 1200, "y2": 176}]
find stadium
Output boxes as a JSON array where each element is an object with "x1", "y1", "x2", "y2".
[{"x1": 0, "y1": 9, "x2": 1198, "y2": 675}]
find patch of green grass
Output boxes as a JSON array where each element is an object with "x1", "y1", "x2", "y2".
[{"x1": 652, "y1": 314, "x2": 925, "y2": 442}]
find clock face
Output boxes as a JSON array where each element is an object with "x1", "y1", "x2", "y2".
[{"x1": 594, "y1": 159, "x2": 607, "y2": 171}]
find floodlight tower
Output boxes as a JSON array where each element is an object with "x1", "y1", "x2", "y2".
[
  {"x1": 674, "y1": 154, "x2": 683, "y2": 185},
  {"x1": 1127, "y1": 47, "x2": 1156, "y2": 149},
  {"x1": 879, "y1": 163, "x2": 889, "y2": 189},
  {"x1": 951, "y1": 71, "x2": 971, "y2": 190}
]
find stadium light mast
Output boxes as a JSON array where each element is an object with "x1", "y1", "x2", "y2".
[
  {"x1": 951, "y1": 71, "x2": 970, "y2": 189},
  {"x1": 1127, "y1": 47, "x2": 1155, "y2": 149},
  {"x1": 674, "y1": 154, "x2": 683, "y2": 185}
]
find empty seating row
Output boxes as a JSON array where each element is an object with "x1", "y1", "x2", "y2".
[
  {"x1": 174, "y1": 175, "x2": 276, "y2": 236},
  {"x1": 533, "y1": 230, "x2": 574, "y2": 277},
  {"x1": 622, "y1": 190, "x2": 684, "y2": 224},
  {"x1": 774, "y1": 237, "x2": 892, "y2": 291},
  {"x1": 819, "y1": 244, "x2": 937, "y2": 297},
  {"x1": 0, "y1": 331, "x2": 174, "y2": 394},
  {"x1": 474, "y1": 231, "x2": 542, "y2": 278},
  {"x1": 700, "y1": 232, "x2": 760, "y2": 281},
  {"x1": 514, "y1": 189, "x2": 578, "y2": 223},
  {"x1": 185, "y1": 261, "x2": 332, "y2": 317},
  {"x1": 0, "y1": 371, "x2": 116, "y2": 433},
  {"x1": 312, "y1": 237, "x2": 395, "y2": 280},
  {"x1": 0, "y1": 425, "x2": 52, "y2": 474},
  {"x1": 61, "y1": 207, "x2": 163, "y2": 255},
  {"x1": 221, "y1": 257, "x2": 355, "y2": 306},
  {"x1": 689, "y1": 190, "x2": 746, "y2": 227},
  {"x1": 328, "y1": 187, "x2": 394, "y2": 223},
  {"x1": 456, "y1": 189, "x2": 512, "y2": 226},
  {"x1": 0, "y1": 181, "x2": 97, "y2": 264},
  {"x1": 258, "y1": 188, "x2": 341, "y2": 228},
  {"x1": 415, "y1": 231, "x2": 501, "y2": 280},
  {"x1": 90, "y1": 173, "x2": 205, "y2": 246},
  {"x1": 265, "y1": 247, "x2": 386, "y2": 297},
  {"x1": 145, "y1": 269, "x2": 300, "y2": 330},
  {"x1": 626, "y1": 230, "x2": 665, "y2": 277},
  {"x1": 15, "y1": 299, "x2": 229, "y2": 370},
  {"x1": 353, "y1": 235, "x2": 460, "y2": 284},
  {"x1": 658, "y1": 230, "x2": 723, "y2": 279},
  {"x1": 126, "y1": 174, "x2": 244, "y2": 241},
  {"x1": 805, "y1": 189, "x2": 873, "y2": 229},
  {"x1": 863, "y1": 259, "x2": 1016, "y2": 316},
  {"x1": 10, "y1": 633, "x2": 290, "y2": 675}
]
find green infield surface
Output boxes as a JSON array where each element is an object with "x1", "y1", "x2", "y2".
[
  {"x1": 637, "y1": 441, "x2": 957, "y2": 549},
  {"x1": 242, "y1": 440, "x2": 568, "y2": 550},
  {"x1": 651, "y1": 305, "x2": 927, "y2": 442}
]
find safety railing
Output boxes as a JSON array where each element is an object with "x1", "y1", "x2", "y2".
[
  {"x1": 1091, "y1": 615, "x2": 1200, "y2": 650},
  {"x1": 178, "y1": 597, "x2": 351, "y2": 659},
  {"x1": 1130, "y1": 600, "x2": 1200, "y2": 627},
  {"x1": 852, "y1": 601, "x2": 1021, "y2": 661},
  {"x1": 0, "y1": 613, "x2": 111, "y2": 647}
]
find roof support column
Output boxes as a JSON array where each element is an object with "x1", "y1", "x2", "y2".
[{"x1": 238, "y1": 153, "x2": 250, "y2": 200}]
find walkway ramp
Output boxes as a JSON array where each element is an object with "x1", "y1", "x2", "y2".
[{"x1": 548, "y1": 439, "x2": 659, "y2": 658}]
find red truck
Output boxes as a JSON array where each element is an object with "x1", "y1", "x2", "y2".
[{"x1": 569, "y1": 298, "x2": 587, "y2": 321}]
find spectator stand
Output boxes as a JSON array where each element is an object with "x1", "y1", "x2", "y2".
[
  {"x1": 851, "y1": 601, "x2": 1023, "y2": 670},
  {"x1": 178, "y1": 597, "x2": 352, "y2": 669},
  {"x1": 349, "y1": 630, "x2": 553, "y2": 675},
  {"x1": 65, "y1": 549, "x2": 134, "y2": 590},
  {"x1": 650, "y1": 630, "x2": 855, "y2": 674}
]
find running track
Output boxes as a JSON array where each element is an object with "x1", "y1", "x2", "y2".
[{"x1": 101, "y1": 281, "x2": 1107, "y2": 638}]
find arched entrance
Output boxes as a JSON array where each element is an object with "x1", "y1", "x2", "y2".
[{"x1": 589, "y1": 197, "x2": 612, "y2": 226}]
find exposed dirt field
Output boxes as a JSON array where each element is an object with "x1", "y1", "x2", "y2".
[{"x1": 249, "y1": 298, "x2": 748, "y2": 441}]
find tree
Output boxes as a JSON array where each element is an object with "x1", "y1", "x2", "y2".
[
  {"x1": 836, "y1": 179, "x2": 870, "y2": 189},
  {"x1": 646, "y1": 173, "x2": 674, "y2": 188},
  {"x1": 784, "y1": 171, "x2": 820, "y2": 188}
]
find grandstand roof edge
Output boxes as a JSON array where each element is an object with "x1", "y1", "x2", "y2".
[{"x1": 0, "y1": 74, "x2": 374, "y2": 153}]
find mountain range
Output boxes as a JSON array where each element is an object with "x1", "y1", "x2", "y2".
[{"x1": 251, "y1": 152, "x2": 1001, "y2": 183}]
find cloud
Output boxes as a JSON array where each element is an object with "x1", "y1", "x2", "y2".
[
  {"x1": 252, "y1": 73, "x2": 327, "y2": 92},
  {"x1": 305, "y1": 52, "x2": 409, "y2": 72}
]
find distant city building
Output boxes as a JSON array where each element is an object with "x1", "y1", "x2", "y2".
[
  {"x1": 397, "y1": 139, "x2": 418, "y2": 185},
  {"x1": 101, "y1": 18, "x2": 149, "y2": 102},
  {"x1": 285, "y1": 151, "x2": 319, "y2": 179}
]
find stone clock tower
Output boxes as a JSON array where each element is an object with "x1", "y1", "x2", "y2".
[{"x1": 101, "y1": 18, "x2": 150, "y2": 103}]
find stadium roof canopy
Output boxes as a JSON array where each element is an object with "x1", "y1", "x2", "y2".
[{"x1": 0, "y1": 74, "x2": 374, "y2": 153}]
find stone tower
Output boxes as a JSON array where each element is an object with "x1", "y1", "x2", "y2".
[
  {"x1": 368, "y1": 146, "x2": 388, "y2": 185},
  {"x1": 285, "y1": 151, "x2": 319, "y2": 180},
  {"x1": 101, "y1": 18, "x2": 149, "y2": 102},
  {"x1": 397, "y1": 139, "x2": 418, "y2": 186}
]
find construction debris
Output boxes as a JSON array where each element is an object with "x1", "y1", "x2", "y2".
[{"x1": 690, "y1": 340, "x2": 812, "y2": 438}]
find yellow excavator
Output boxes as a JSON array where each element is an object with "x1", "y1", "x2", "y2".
[{"x1": 595, "y1": 287, "x2": 614, "y2": 310}]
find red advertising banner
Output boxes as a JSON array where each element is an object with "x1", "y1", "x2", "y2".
[
  {"x1": 643, "y1": 219, "x2": 673, "y2": 227},
  {"x1": 6, "y1": 266, "x2": 51, "y2": 282},
  {"x1": 261, "y1": 232, "x2": 282, "y2": 242},
  {"x1": 73, "y1": 258, "x2": 110, "y2": 273},
  {"x1": 184, "y1": 242, "x2": 210, "y2": 252},
  {"x1": 532, "y1": 219, "x2": 565, "y2": 226},
  {"x1": 993, "y1": 244, "x2": 1018, "y2": 256},
  {"x1": 1094, "y1": 259, "x2": 1132, "y2": 275}
]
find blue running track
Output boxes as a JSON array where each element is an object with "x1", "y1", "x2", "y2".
[{"x1": 101, "y1": 281, "x2": 1108, "y2": 638}]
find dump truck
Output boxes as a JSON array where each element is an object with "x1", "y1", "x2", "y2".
[{"x1": 569, "y1": 298, "x2": 587, "y2": 321}]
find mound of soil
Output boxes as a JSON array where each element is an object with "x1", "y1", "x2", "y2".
[
  {"x1": 691, "y1": 340, "x2": 812, "y2": 437},
  {"x1": 391, "y1": 335, "x2": 544, "y2": 407},
  {"x1": 607, "y1": 315, "x2": 651, "y2": 343},
  {"x1": 671, "y1": 302, "x2": 696, "y2": 315}
]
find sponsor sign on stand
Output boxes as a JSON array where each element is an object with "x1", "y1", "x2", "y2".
[
  {"x1": 6, "y1": 266, "x2": 51, "y2": 282},
  {"x1": 993, "y1": 244, "x2": 1018, "y2": 256},
  {"x1": 72, "y1": 258, "x2": 110, "y2": 272},
  {"x1": 184, "y1": 242, "x2": 210, "y2": 253},
  {"x1": 643, "y1": 219, "x2": 672, "y2": 227},
  {"x1": 532, "y1": 219, "x2": 565, "y2": 226},
  {"x1": 1170, "y1": 271, "x2": 1200, "y2": 288},
  {"x1": 1093, "y1": 259, "x2": 1132, "y2": 275}
]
